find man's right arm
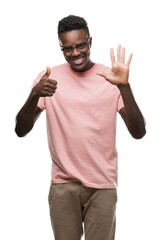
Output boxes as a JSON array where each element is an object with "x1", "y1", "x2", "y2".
[
  {"x1": 15, "y1": 91, "x2": 42, "y2": 137},
  {"x1": 15, "y1": 66, "x2": 57, "y2": 137}
]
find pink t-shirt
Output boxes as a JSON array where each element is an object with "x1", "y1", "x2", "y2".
[{"x1": 32, "y1": 63, "x2": 124, "y2": 189}]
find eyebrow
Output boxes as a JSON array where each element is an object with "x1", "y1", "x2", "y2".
[{"x1": 60, "y1": 40, "x2": 87, "y2": 48}]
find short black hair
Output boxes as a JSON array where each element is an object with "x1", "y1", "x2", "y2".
[{"x1": 58, "y1": 15, "x2": 90, "y2": 37}]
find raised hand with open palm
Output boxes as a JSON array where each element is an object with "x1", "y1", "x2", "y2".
[{"x1": 97, "y1": 45, "x2": 133, "y2": 86}]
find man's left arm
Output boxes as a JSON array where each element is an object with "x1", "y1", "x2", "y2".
[
  {"x1": 118, "y1": 83, "x2": 146, "y2": 139},
  {"x1": 97, "y1": 45, "x2": 146, "y2": 139}
]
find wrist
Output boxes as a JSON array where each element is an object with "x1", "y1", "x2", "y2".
[
  {"x1": 32, "y1": 86, "x2": 39, "y2": 98},
  {"x1": 117, "y1": 82, "x2": 130, "y2": 91}
]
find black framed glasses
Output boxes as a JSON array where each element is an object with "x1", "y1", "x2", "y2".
[{"x1": 60, "y1": 37, "x2": 90, "y2": 53}]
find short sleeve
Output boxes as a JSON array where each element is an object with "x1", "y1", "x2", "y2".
[
  {"x1": 117, "y1": 93, "x2": 124, "y2": 112},
  {"x1": 31, "y1": 70, "x2": 46, "y2": 111}
]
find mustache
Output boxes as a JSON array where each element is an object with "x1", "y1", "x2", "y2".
[{"x1": 69, "y1": 56, "x2": 84, "y2": 60}]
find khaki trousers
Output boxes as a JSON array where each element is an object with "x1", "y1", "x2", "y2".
[{"x1": 48, "y1": 182, "x2": 117, "y2": 240}]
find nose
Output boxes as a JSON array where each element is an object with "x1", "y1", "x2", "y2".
[{"x1": 71, "y1": 48, "x2": 80, "y2": 57}]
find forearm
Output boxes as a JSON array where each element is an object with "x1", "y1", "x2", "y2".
[
  {"x1": 118, "y1": 83, "x2": 146, "y2": 139},
  {"x1": 15, "y1": 88, "x2": 40, "y2": 137}
]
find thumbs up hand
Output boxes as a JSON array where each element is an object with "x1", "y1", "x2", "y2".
[{"x1": 33, "y1": 66, "x2": 57, "y2": 97}]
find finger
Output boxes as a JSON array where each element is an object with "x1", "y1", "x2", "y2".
[
  {"x1": 96, "y1": 71, "x2": 108, "y2": 79},
  {"x1": 43, "y1": 86, "x2": 57, "y2": 95},
  {"x1": 117, "y1": 45, "x2": 121, "y2": 62},
  {"x1": 47, "y1": 79, "x2": 57, "y2": 85},
  {"x1": 46, "y1": 66, "x2": 51, "y2": 76},
  {"x1": 122, "y1": 47, "x2": 125, "y2": 63},
  {"x1": 44, "y1": 87, "x2": 56, "y2": 93},
  {"x1": 44, "y1": 91, "x2": 55, "y2": 97},
  {"x1": 97, "y1": 71, "x2": 115, "y2": 84},
  {"x1": 43, "y1": 66, "x2": 51, "y2": 78},
  {"x1": 46, "y1": 66, "x2": 51, "y2": 77},
  {"x1": 44, "y1": 83, "x2": 57, "y2": 91},
  {"x1": 110, "y1": 48, "x2": 115, "y2": 64},
  {"x1": 126, "y1": 53, "x2": 133, "y2": 66}
]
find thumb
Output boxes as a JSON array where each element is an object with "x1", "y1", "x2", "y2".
[
  {"x1": 43, "y1": 66, "x2": 51, "y2": 78},
  {"x1": 96, "y1": 71, "x2": 108, "y2": 80}
]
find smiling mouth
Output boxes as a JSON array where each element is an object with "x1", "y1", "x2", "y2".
[{"x1": 71, "y1": 57, "x2": 85, "y2": 65}]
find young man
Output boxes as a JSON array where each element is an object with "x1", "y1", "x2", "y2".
[{"x1": 15, "y1": 15, "x2": 146, "y2": 240}]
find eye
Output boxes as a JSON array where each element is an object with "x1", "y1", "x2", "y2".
[
  {"x1": 63, "y1": 46, "x2": 73, "y2": 52},
  {"x1": 76, "y1": 42, "x2": 87, "y2": 49}
]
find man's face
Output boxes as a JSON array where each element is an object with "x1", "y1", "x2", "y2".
[{"x1": 59, "y1": 29, "x2": 92, "y2": 72}]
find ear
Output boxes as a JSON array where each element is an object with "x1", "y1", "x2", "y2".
[{"x1": 89, "y1": 36, "x2": 92, "y2": 48}]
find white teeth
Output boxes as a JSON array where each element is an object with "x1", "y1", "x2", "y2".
[{"x1": 73, "y1": 58, "x2": 84, "y2": 65}]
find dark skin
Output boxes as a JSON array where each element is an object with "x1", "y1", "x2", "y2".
[
  {"x1": 15, "y1": 67, "x2": 57, "y2": 137},
  {"x1": 97, "y1": 45, "x2": 146, "y2": 139},
  {"x1": 59, "y1": 29, "x2": 95, "y2": 72},
  {"x1": 15, "y1": 29, "x2": 146, "y2": 139}
]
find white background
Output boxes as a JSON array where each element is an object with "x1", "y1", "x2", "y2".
[{"x1": 1, "y1": 0, "x2": 161, "y2": 239}]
